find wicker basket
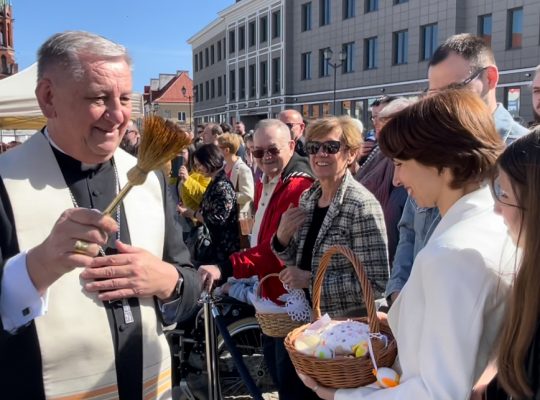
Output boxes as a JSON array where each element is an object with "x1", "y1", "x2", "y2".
[
  {"x1": 284, "y1": 245, "x2": 397, "y2": 389},
  {"x1": 254, "y1": 273, "x2": 307, "y2": 338}
]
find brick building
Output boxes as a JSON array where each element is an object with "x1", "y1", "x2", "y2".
[
  {"x1": 0, "y1": 0, "x2": 17, "y2": 80},
  {"x1": 144, "y1": 71, "x2": 194, "y2": 131}
]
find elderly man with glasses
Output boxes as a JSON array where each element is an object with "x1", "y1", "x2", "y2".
[
  {"x1": 386, "y1": 33, "x2": 528, "y2": 309},
  {"x1": 198, "y1": 119, "x2": 314, "y2": 400}
]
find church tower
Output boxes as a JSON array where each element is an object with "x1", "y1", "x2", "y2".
[{"x1": 0, "y1": 0, "x2": 17, "y2": 80}]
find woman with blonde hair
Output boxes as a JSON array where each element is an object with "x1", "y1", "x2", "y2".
[
  {"x1": 218, "y1": 133, "x2": 255, "y2": 232},
  {"x1": 298, "y1": 90, "x2": 515, "y2": 399},
  {"x1": 273, "y1": 115, "x2": 389, "y2": 318},
  {"x1": 271, "y1": 115, "x2": 389, "y2": 399}
]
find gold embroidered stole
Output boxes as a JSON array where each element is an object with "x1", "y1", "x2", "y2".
[{"x1": 0, "y1": 133, "x2": 172, "y2": 399}]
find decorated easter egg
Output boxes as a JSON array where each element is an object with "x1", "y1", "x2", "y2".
[
  {"x1": 313, "y1": 344, "x2": 333, "y2": 359},
  {"x1": 352, "y1": 340, "x2": 369, "y2": 358},
  {"x1": 294, "y1": 335, "x2": 321, "y2": 355},
  {"x1": 373, "y1": 367, "x2": 400, "y2": 388}
]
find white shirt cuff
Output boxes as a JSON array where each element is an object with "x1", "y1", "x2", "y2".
[{"x1": 1, "y1": 251, "x2": 49, "y2": 334}]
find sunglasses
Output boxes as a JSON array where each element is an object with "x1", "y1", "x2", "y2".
[
  {"x1": 252, "y1": 147, "x2": 281, "y2": 158},
  {"x1": 489, "y1": 175, "x2": 524, "y2": 209},
  {"x1": 305, "y1": 140, "x2": 342, "y2": 155},
  {"x1": 425, "y1": 66, "x2": 488, "y2": 94}
]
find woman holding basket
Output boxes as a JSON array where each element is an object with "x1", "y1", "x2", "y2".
[
  {"x1": 298, "y1": 89, "x2": 516, "y2": 399},
  {"x1": 272, "y1": 116, "x2": 389, "y2": 318},
  {"x1": 270, "y1": 116, "x2": 389, "y2": 400}
]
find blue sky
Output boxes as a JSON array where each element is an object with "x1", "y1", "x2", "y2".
[{"x1": 11, "y1": 0, "x2": 234, "y2": 92}]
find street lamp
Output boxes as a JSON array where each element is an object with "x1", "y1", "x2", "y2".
[
  {"x1": 181, "y1": 85, "x2": 193, "y2": 131},
  {"x1": 324, "y1": 48, "x2": 347, "y2": 116}
]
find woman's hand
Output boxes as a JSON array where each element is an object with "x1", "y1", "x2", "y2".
[
  {"x1": 297, "y1": 373, "x2": 336, "y2": 400},
  {"x1": 178, "y1": 165, "x2": 189, "y2": 182},
  {"x1": 276, "y1": 204, "x2": 306, "y2": 246},
  {"x1": 279, "y1": 266, "x2": 310, "y2": 289}
]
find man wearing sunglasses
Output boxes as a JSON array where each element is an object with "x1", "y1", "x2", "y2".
[
  {"x1": 279, "y1": 109, "x2": 307, "y2": 157},
  {"x1": 387, "y1": 33, "x2": 528, "y2": 307},
  {"x1": 198, "y1": 119, "x2": 314, "y2": 399}
]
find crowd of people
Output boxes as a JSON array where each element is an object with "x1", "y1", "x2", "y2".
[{"x1": 1, "y1": 29, "x2": 540, "y2": 400}]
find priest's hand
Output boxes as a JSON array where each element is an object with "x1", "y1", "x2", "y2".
[
  {"x1": 26, "y1": 208, "x2": 118, "y2": 295},
  {"x1": 80, "y1": 240, "x2": 179, "y2": 301}
]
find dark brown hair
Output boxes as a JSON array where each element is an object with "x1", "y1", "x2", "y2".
[
  {"x1": 429, "y1": 33, "x2": 495, "y2": 69},
  {"x1": 496, "y1": 127, "x2": 540, "y2": 399},
  {"x1": 378, "y1": 89, "x2": 503, "y2": 189}
]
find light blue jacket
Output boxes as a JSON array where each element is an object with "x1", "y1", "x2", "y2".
[{"x1": 385, "y1": 104, "x2": 528, "y2": 298}]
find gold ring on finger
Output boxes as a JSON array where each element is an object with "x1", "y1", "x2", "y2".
[{"x1": 73, "y1": 240, "x2": 90, "y2": 254}]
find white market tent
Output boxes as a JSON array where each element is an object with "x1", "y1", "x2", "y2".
[{"x1": 0, "y1": 63, "x2": 145, "y2": 130}]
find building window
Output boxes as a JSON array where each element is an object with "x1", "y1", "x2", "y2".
[
  {"x1": 319, "y1": 48, "x2": 331, "y2": 77},
  {"x1": 394, "y1": 0, "x2": 408, "y2": 4},
  {"x1": 320, "y1": 0, "x2": 331, "y2": 26},
  {"x1": 301, "y1": 52, "x2": 312, "y2": 80},
  {"x1": 199, "y1": 83, "x2": 204, "y2": 101},
  {"x1": 205, "y1": 48, "x2": 209, "y2": 67},
  {"x1": 211, "y1": 79, "x2": 215, "y2": 98},
  {"x1": 229, "y1": 30, "x2": 236, "y2": 53},
  {"x1": 222, "y1": 39, "x2": 226, "y2": 59},
  {"x1": 260, "y1": 16, "x2": 268, "y2": 43},
  {"x1": 364, "y1": 37, "x2": 378, "y2": 69},
  {"x1": 478, "y1": 14, "x2": 492, "y2": 47},
  {"x1": 218, "y1": 76, "x2": 222, "y2": 97},
  {"x1": 342, "y1": 42, "x2": 354, "y2": 73},
  {"x1": 198, "y1": 52, "x2": 203, "y2": 70},
  {"x1": 343, "y1": 0, "x2": 355, "y2": 19},
  {"x1": 194, "y1": 54, "x2": 198, "y2": 72},
  {"x1": 393, "y1": 30, "x2": 408, "y2": 65},
  {"x1": 239, "y1": 67, "x2": 246, "y2": 99},
  {"x1": 205, "y1": 81, "x2": 209, "y2": 101},
  {"x1": 272, "y1": 57, "x2": 281, "y2": 95},
  {"x1": 229, "y1": 70, "x2": 236, "y2": 101},
  {"x1": 421, "y1": 23, "x2": 438, "y2": 61},
  {"x1": 507, "y1": 8, "x2": 523, "y2": 49},
  {"x1": 239, "y1": 26, "x2": 245, "y2": 51},
  {"x1": 217, "y1": 40, "x2": 222, "y2": 61},
  {"x1": 178, "y1": 112, "x2": 186, "y2": 121},
  {"x1": 223, "y1": 74, "x2": 226, "y2": 96},
  {"x1": 272, "y1": 10, "x2": 281, "y2": 39},
  {"x1": 302, "y1": 2, "x2": 312, "y2": 32},
  {"x1": 249, "y1": 64, "x2": 256, "y2": 98},
  {"x1": 249, "y1": 21, "x2": 256, "y2": 46},
  {"x1": 210, "y1": 45, "x2": 215, "y2": 64},
  {"x1": 260, "y1": 60, "x2": 268, "y2": 95},
  {"x1": 365, "y1": 0, "x2": 378, "y2": 13}
]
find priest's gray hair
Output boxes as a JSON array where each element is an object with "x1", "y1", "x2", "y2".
[{"x1": 37, "y1": 30, "x2": 132, "y2": 81}]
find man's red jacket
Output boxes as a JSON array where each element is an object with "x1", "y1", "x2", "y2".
[{"x1": 219, "y1": 153, "x2": 314, "y2": 302}]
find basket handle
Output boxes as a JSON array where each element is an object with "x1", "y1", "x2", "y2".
[
  {"x1": 312, "y1": 245, "x2": 380, "y2": 333},
  {"x1": 255, "y1": 273, "x2": 282, "y2": 301}
]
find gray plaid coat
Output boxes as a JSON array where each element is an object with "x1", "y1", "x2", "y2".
[{"x1": 273, "y1": 171, "x2": 389, "y2": 317}]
